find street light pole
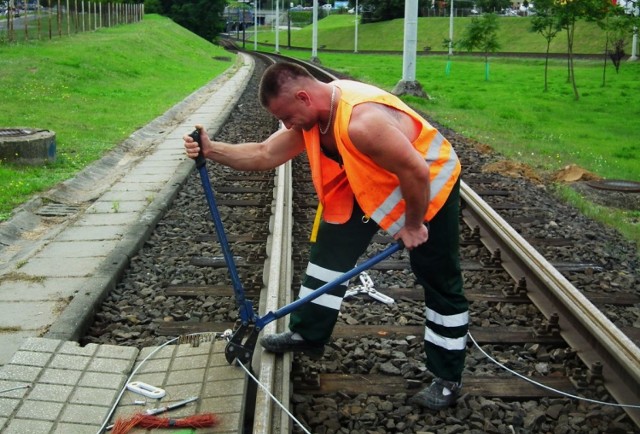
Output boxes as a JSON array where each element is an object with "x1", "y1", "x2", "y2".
[
  {"x1": 354, "y1": 0, "x2": 358, "y2": 53},
  {"x1": 392, "y1": 0, "x2": 425, "y2": 96},
  {"x1": 275, "y1": 0, "x2": 280, "y2": 53},
  {"x1": 311, "y1": 0, "x2": 319, "y2": 62},
  {"x1": 448, "y1": 0, "x2": 454, "y2": 56}
]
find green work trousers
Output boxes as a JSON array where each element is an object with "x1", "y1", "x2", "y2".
[{"x1": 289, "y1": 179, "x2": 468, "y2": 382}]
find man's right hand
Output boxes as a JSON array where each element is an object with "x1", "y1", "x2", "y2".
[{"x1": 183, "y1": 124, "x2": 209, "y2": 160}]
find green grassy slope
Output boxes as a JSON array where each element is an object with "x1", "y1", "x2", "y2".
[{"x1": 0, "y1": 15, "x2": 235, "y2": 220}]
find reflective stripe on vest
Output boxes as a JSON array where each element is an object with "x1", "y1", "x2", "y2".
[{"x1": 370, "y1": 131, "x2": 460, "y2": 235}]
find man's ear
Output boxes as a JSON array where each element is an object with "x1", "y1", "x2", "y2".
[{"x1": 295, "y1": 90, "x2": 311, "y2": 106}]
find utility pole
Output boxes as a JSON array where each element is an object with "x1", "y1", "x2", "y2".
[
  {"x1": 311, "y1": 0, "x2": 320, "y2": 63},
  {"x1": 275, "y1": 0, "x2": 280, "y2": 53},
  {"x1": 448, "y1": 0, "x2": 454, "y2": 56},
  {"x1": 392, "y1": 0, "x2": 426, "y2": 97},
  {"x1": 354, "y1": 0, "x2": 359, "y2": 53}
]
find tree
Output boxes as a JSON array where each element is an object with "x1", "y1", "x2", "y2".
[
  {"x1": 359, "y1": 0, "x2": 430, "y2": 23},
  {"x1": 530, "y1": 6, "x2": 561, "y2": 91},
  {"x1": 155, "y1": 0, "x2": 227, "y2": 42},
  {"x1": 602, "y1": 1, "x2": 639, "y2": 78},
  {"x1": 475, "y1": 0, "x2": 511, "y2": 13},
  {"x1": 535, "y1": 0, "x2": 611, "y2": 100},
  {"x1": 457, "y1": 13, "x2": 501, "y2": 80}
]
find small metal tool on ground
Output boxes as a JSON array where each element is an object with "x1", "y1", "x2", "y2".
[{"x1": 345, "y1": 271, "x2": 395, "y2": 305}]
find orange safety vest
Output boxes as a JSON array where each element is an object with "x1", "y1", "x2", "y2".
[{"x1": 303, "y1": 80, "x2": 461, "y2": 236}]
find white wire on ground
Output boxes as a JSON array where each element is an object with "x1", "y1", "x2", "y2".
[
  {"x1": 235, "y1": 358, "x2": 312, "y2": 434},
  {"x1": 468, "y1": 331, "x2": 640, "y2": 409},
  {"x1": 0, "y1": 384, "x2": 30, "y2": 394}
]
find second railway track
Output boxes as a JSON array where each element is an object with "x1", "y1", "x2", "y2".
[{"x1": 82, "y1": 52, "x2": 640, "y2": 433}]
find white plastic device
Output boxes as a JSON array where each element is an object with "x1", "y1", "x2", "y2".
[{"x1": 126, "y1": 381, "x2": 166, "y2": 399}]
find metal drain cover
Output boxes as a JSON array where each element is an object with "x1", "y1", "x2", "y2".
[
  {"x1": 0, "y1": 128, "x2": 37, "y2": 137},
  {"x1": 36, "y1": 203, "x2": 80, "y2": 217},
  {"x1": 586, "y1": 180, "x2": 640, "y2": 192}
]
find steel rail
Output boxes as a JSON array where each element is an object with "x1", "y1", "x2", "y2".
[
  {"x1": 247, "y1": 53, "x2": 340, "y2": 434},
  {"x1": 460, "y1": 180, "x2": 640, "y2": 427},
  {"x1": 251, "y1": 159, "x2": 295, "y2": 434}
]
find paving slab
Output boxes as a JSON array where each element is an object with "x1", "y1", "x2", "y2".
[{"x1": 0, "y1": 337, "x2": 246, "y2": 433}]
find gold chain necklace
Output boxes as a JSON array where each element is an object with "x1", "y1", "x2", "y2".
[{"x1": 319, "y1": 86, "x2": 336, "y2": 135}]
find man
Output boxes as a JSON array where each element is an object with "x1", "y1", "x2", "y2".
[{"x1": 183, "y1": 62, "x2": 469, "y2": 410}]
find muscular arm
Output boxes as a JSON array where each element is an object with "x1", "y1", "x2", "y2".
[
  {"x1": 184, "y1": 125, "x2": 306, "y2": 172},
  {"x1": 348, "y1": 103, "x2": 431, "y2": 247}
]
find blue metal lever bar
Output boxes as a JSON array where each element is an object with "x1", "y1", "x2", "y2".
[{"x1": 190, "y1": 129, "x2": 256, "y2": 325}]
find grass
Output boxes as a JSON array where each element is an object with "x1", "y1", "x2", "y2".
[{"x1": 0, "y1": 14, "x2": 234, "y2": 220}]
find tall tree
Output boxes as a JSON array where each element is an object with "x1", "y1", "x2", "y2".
[
  {"x1": 359, "y1": 0, "x2": 430, "y2": 23},
  {"x1": 538, "y1": 0, "x2": 611, "y2": 100},
  {"x1": 475, "y1": 0, "x2": 511, "y2": 13},
  {"x1": 603, "y1": 1, "x2": 639, "y2": 76},
  {"x1": 530, "y1": 5, "x2": 561, "y2": 91},
  {"x1": 154, "y1": 0, "x2": 227, "y2": 41},
  {"x1": 457, "y1": 13, "x2": 501, "y2": 80}
]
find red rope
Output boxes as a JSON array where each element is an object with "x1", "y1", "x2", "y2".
[{"x1": 111, "y1": 413, "x2": 218, "y2": 434}]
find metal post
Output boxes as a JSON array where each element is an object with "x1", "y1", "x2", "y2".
[
  {"x1": 448, "y1": 0, "x2": 454, "y2": 56},
  {"x1": 401, "y1": 0, "x2": 418, "y2": 82},
  {"x1": 275, "y1": 0, "x2": 280, "y2": 53},
  {"x1": 311, "y1": 0, "x2": 319, "y2": 62},
  {"x1": 287, "y1": 8, "x2": 291, "y2": 49},
  {"x1": 392, "y1": 0, "x2": 425, "y2": 96},
  {"x1": 354, "y1": 0, "x2": 358, "y2": 52}
]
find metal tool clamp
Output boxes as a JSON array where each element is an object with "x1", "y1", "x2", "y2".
[{"x1": 345, "y1": 271, "x2": 395, "y2": 305}]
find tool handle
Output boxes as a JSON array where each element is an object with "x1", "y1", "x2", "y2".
[
  {"x1": 189, "y1": 128, "x2": 255, "y2": 324},
  {"x1": 145, "y1": 396, "x2": 198, "y2": 416},
  {"x1": 189, "y1": 129, "x2": 207, "y2": 169}
]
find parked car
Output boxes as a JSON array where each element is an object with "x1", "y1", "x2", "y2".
[{"x1": 321, "y1": 3, "x2": 332, "y2": 10}]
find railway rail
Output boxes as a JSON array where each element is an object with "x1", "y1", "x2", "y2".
[{"x1": 83, "y1": 51, "x2": 640, "y2": 433}]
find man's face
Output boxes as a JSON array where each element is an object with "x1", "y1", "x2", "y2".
[{"x1": 267, "y1": 90, "x2": 315, "y2": 132}]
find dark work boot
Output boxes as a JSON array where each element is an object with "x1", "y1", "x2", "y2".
[
  {"x1": 409, "y1": 377, "x2": 461, "y2": 410},
  {"x1": 259, "y1": 331, "x2": 325, "y2": 359}
]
